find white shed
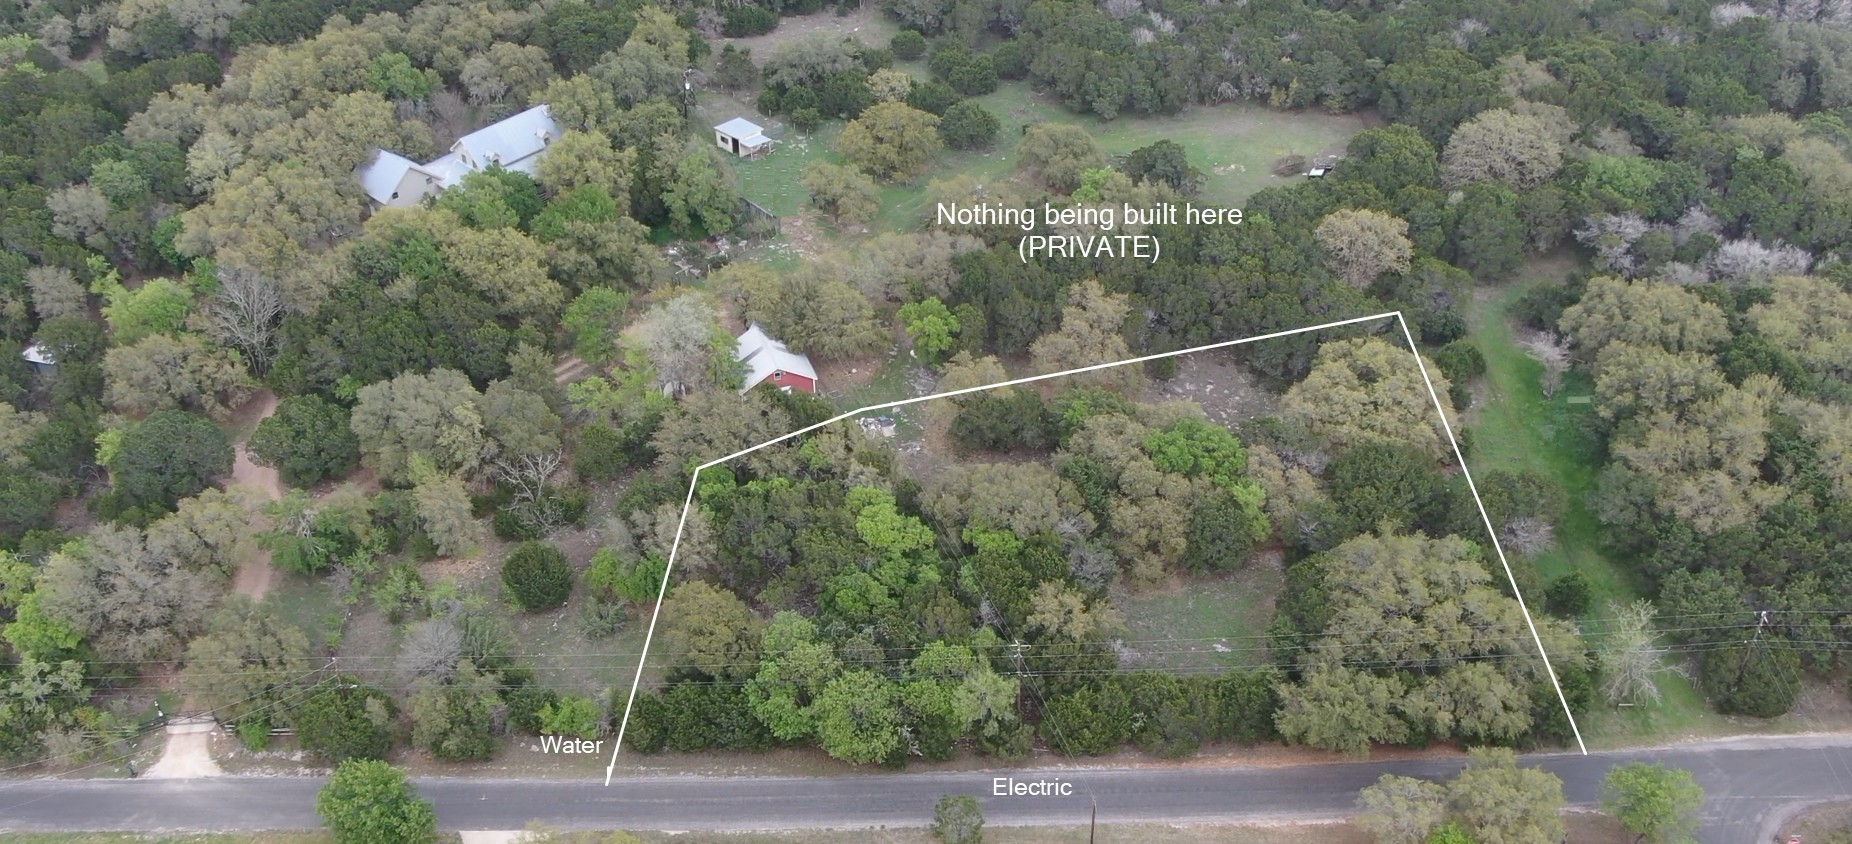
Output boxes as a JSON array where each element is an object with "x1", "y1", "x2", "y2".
[
  {"x1": 715, "y1": 117, "x2": 771, "y2": 158},
  {"x1": 21, "y1": 343, "x2": 55, "y2": 376}
]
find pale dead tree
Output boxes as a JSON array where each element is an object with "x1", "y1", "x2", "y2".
[
  {"x1": 399, "y1": 618, "x2": 464, "y2": 682},
  {"x1": 1520, "y1": 331, "x2": 1571, "y2": 399},
  {"x1": 1451, "y1": 17, "x2": 1489, "y2": 49},
  {"x1": 1708, "y1": 238, "x2": 1812, "y2": 286},
  {"x1": 1102, "y1": 0, "x2": 1143, "y2": 18},
  {"x1": 492, "y1": 449, "x2": 567, "y2": 536},
  {"x1": 208, "y1": 264, "x2": 284, "y2": 373},
  {"x1": 1672, "y1": 207, "x2": 1722, "y2": 244},
  {"x1": 1712, "y1": 2, "x2": 1762, "y2": 25},
  {"x1": 1598, "y1": 600, "x2": 1683, "y2": 706},
  {"x1": 1575, "y1": 213, "x2": 1651, "y2": 276},
  {"x1": 1654, "y1": 261, "x2": 1711, "y2": 287},
  {"x1": 1503, "y1": 516, "x2": 1555, "y2": 556}
]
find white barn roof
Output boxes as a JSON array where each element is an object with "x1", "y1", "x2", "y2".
[
  {"x1": 356, "y1": 150, "x2": 425, "y2": 205},
  {"x1": 735, "y1": 323, "x2": 816, "y2": 393}
]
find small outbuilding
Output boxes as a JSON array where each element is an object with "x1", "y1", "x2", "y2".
[
  {"x1": 21, "y1": 343, "x2": 55, "y2": 377},
  {"x1": 714, "y1": 117, "x2": 772, "y2": 159},
  {"x1": 735, "y1": 323, "x2": 818, "y2": 394}
]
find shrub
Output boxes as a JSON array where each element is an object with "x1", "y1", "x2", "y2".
[
  {"x1": 587, "y1": 549, "x2": 668, "y2": 605},
  {"x1": 574, "y1": 423, "x2": 633, "y2": 481},
  {"x1": 492, "y1": 508, "x2": 540, "y2": 541},
  {"x1": 316, "y1": 759, "x2": 437, "y2": 844},
  {"x1": 756, "y1": 86, "x2": 782, "y2": 114},
  {"x1": 1038, "y1": 680, "x2": 1130, "y2": 754},
  {"x1": 891, "y1": 30, "x2": 926, "y2": 60},
  {"x1": 1701, "y1": 636, "x2": 1801, "y2": 717},
  {"x1": 408, "y1": 684, "x2": 495, "y2": 761},
  {"x1": 297, "y1": 683, "x2": 396, "y2": 762},
  {"x1": 248, "y1": 395, "x2": 359, "y2": 487},
  {"x1": 539, "y1": 695, "x2": 602, "y2": 739},
  {"x1": 947, "y1": 55, "x2": 997, "y2": 96},
  {"x1": 722, "y1": 5, "x2": 776, "y2": 36},
  {"x1": 993, "y1": 41, "x2": 1027, "y2": 78},
  {"x1": 1417, "y1": 308, "x2": 1467, "y2": 345},
  {"x1": 501, "y1": 542, "x2": 573, "y2": 612},
  {"x1": 1544, "y1": 572, "x2": 1592, "y2": 618},
  {"x1": 932, "y1": 794, "x2": 984, "y2": 844},
  {"x1": 905, "y1": 80, "x2": 959, "y2": 115},
  {"x1": 506, "y1": 684, "x2": 559, "y2": 735},
  {"x1": 938, "y1": 100, "x2": 999, "y2": 150},
  {"x1": 577, "y1": 596, "x2": 628, "y2": 638},
  {"x1": 236, "y1": 714, "x2": 271, "y2": 751},
  {"x1": 791, "y1": 106, "x2": 823, "y2": 134}
]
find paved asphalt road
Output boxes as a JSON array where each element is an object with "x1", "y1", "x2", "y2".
[{"x1": 4, "y1": 735, "x2": 1851, "y2": 841}]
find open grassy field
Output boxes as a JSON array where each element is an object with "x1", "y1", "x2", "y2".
[
  {"x1": 261, "y1": 571, "x2": 346, "y2": 652},
  {"x1": 504, "y1": 598, "x2": 656, "y2": 696},
  {"x1": 697, "y1": 10, "x2": 1372, "y2": 241},
  {"x1": 1115, "y1": 561, "x2": 1284, "y2": 672}
]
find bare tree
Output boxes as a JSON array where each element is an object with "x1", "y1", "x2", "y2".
[
  {"x1": 208, "y1": 264, "x2": 284, "y2": 373},
  {"x1": 1503, "y1": 516, "x2": 1555, "y2": 556},
  {"x1": 491, "y1": 449, "x2": 566, "y2": 536},
  {"x1": 1575, "y1": 213, "x2": 1651, "y2": 276},
  {"x1": 1708, "y1": 238, "x2": 1812, "y2": 286},
  {"x1": 1598, "y1": 600, "x2": 1682, "y2": 706},
  {"x1": 1520, "y1": 331, "x2": 1571, "y2": 399},
  {"x1": 399, "y1": 618, "x2": 464, "y2": 682}
]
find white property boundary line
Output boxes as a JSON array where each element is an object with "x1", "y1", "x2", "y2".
[{"x1": 603, "y1": 310, "x2": 1586, "y2": 784}]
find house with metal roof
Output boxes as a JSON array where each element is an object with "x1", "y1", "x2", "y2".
[
  {"x1": 355, "y1": 104, "x2": 562, "y2": 208},
  {"x1": 735, "y1": 323, "x2": 817, "y2": 394},
  {"x1": 714, "y1": 117, "x2": 771, "y2": 159}
]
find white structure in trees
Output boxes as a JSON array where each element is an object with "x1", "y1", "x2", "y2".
[
  {"x1": 356, "y1": 104, "x2": 562, "y2": 209},
  {"x1": 714, "y1": 117, "x2": 771, "y2": 159}
]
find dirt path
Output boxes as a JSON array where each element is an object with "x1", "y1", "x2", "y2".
[
  {"x1": 229, "y1": 391, "x2": 283, "y2": 601},
  {"x1": 144, "y1": 719, "x2": 224, "y2": 779}
]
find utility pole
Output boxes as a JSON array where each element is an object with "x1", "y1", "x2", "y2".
[
  {"x1": 1089, "y1": 798, "x2": 1096, "y2": 844},
  {"x1": 1732, "y1": 609, "x2": 1770, "y2": 692}
]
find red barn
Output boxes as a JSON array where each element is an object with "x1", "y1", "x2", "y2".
[{"x1": 736, "y1": 323, "x2": 819, "y2": 394}]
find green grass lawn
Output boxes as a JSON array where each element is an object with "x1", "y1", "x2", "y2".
[
  {"x1": 1114, "y1": 563, "x2": 1284, "y2": 672},
  {"x1": 1463, "y1": 272, "x2": 1629, "y2": 608},
  {"x1": 505, "y1": 597, "x2": 656, "y2": 697},
  {"x1": 261, "y1": 571, "x2": 346, "y2": 653}
]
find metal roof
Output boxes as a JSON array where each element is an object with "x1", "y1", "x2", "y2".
[
  {"x1": 715, "y1": 117, "x2": 764, "y2": 139},
  {"x1": 453, "y1": 103, "x2": 559, "y2": 168},
  {"x1": 735, "y1": 323, "x2": 817, "y2": 393},
  {"x1": 355, "y1": 150, "x2": 426, "y2": 205},
  {"x1": 356, "y1": 105, "x2": 560, "y2": 201}
]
